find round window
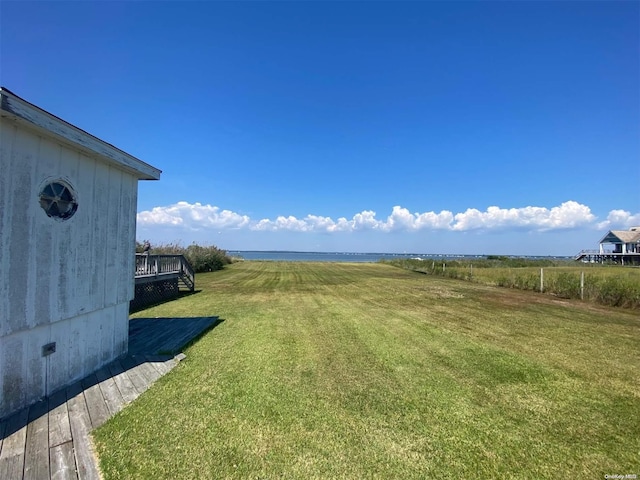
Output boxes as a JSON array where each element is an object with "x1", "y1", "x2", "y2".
[{"x1": 39, "y1": 181, "x2": 78, "y2": 220}]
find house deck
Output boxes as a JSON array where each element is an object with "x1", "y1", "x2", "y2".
[
  {"x1": 0, "y1": 316, "x2": 220, "y2": 480},
  {"x1": 574, "y1": 250, "x2": 640, "y2": 265},
  {"x1": 131, "y1": 254, "x2": 196, "y2": 311}
]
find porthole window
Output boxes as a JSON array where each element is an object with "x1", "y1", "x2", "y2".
[{"x1": 39, "y1": 180, "x2": 78, "y2": 220}]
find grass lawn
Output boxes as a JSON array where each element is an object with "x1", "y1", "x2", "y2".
[{"x1": 93, "y1": 261, "x2": 640, "y2": 479}]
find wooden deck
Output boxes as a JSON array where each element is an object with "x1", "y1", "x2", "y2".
[
  {"x1": 134, "y1": 254, "x2": 195, "y2": 291},
  {"x1": 0, "y1": 316, "x2": 220, "y2": 480},
  {"x1": 132, "y1": 254, "x2": 196, "y2": 311}
]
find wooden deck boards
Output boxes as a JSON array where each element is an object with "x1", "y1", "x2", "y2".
[
  {"x1": 0, "y1": 316, "x2": 219, "y2": 480},
  {"x1": 128, "y1": 317, "x2": 219, "y2": 355}
]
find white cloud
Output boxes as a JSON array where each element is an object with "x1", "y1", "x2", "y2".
[
  {"x1": 252, "y1": 215, "x2": 309, "y2": 232},
  {"x1": 366, "y1": 206, "x2": 454, "y2": 232},
  {"x1": 246, "y1": 208, "x2": 454, "y2": 232},
  {"x1": 136, "y1": 201, "x2": 250, "y2": 230},
  {"x1": 452, "y1": 201, "x2": 595, "y2": 231},
  {"x1": 383, "y1": 206, "x2": 417, "y2": 231},
  {"x1": 250, "y1": 211, "x2": 383, "y2": 232},
  {"x1": 137, "y1": 206, "x2": 185, "y2": 226},
  {"x1": 596, "y1": 210, "x2": 640, "y2": 230},
  {"x1": 415, "y1": 210, "x2": 455, "y2": 230},
  {"x1": 349, "y1": 210, "x2": 383, "y2": 231},
  {"x1": 137, "y1": 200, "x2": 634, "y2": 235}
]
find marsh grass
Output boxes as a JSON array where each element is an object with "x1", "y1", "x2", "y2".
[
  {"x1": 94, "y1": 262, "x2": 640, "y2": 479},
  {"x1": 386, "y1": 259, "x2": 640, "y2": 309}
]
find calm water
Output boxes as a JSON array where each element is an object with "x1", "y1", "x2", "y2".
[{"x1": 227, "y1": 251, "x2": 489, "y2": 262}]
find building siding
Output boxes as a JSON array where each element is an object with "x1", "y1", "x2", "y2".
[
  {"x1": 0, "y1": 117, "x2": 138, "y2": 418},
  {"x1": 0, "y1": 303, "x2": 129, "y2": 417}
]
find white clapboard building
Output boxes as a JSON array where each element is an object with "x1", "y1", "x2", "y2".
[{"x1": 0, "y1": 88, "x2": 161, "y2": 419}]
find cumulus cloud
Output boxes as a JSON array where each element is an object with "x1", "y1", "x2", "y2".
[
  {"x1": 137, "y1": 201, "x2": 250, "y2": 230},
  {"x1": 452, "y1": 201, "x2": 595, "y2": 231},
  {"x1": 596, "y1": 210, "x2": 640, "y2": 230},
  {"x1": 247, "y1": 208, "x2": 458, "y2": 233},
  {"x1": 137, "y1": 200, "x2": 633, "y2": 234},
  {"x1": 250, "y1": 211, "x2": 383, "y2": 232}
]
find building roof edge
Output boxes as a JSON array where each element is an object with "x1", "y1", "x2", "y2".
[{"x1": 0, "y1": 87, "x2": 161, "y2": 180}]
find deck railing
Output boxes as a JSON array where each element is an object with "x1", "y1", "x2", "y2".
[
  {"x1": 135, "y1": 254, "x2": 195, "y2": 290},
  {"x1": 573, "y1": 250, "x2": 640, "y2": 265}
]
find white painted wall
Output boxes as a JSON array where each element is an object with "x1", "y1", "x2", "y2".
[
  {"x1": 0, "y1": 304, "x2": 129, "y2": 416},
  {"x1": 0, "y1": 117, "x2": 139, "y2": 418}
]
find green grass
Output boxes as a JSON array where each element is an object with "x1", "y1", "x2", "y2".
[{"x1": 93, "y1": 262, "x2": 640, "y2": 479}]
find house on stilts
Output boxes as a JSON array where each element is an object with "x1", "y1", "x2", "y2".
[{"x1": 575, "y1": 227, "x2": 640, "y2": 265}]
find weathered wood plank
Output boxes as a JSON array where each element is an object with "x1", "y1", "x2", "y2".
[
  {"x1": 23, "y1": 399, "x2": 50, "y2": 480},
  {"x1": 0, "y1": 406, "x2": 29, "y2": 480},
  {"x1": 80, "y1": 375, "x2": 110, "y2": 429},
  {"x1": 66, "y1": 382, "x2": 100, "y2": 480},
  {"x1": 50, "y1": 441, "x2": 76, "y2": 480},
  {"x1": 134, "y1": 357, "x2": 163, "y2": 385},
  {"x1": 144, "y1": 355, "x2": 174, "y2": 376},
  {"x1": 175, "y1": 318, "x2": 217, "y2": 351},
  {"x1": 0, "y1": 315, "x2": 215, "y2": 480},
  {"x1": 48, "y1": 389, "x2": 72, "y2": 448},
  {"x1": 119, "y1": 356, "x2": 152, "y2": 395},
  {"x1": 129, "y1": 319, "x2": 171, "y2": 353},
  {"x1": 165, "y1": 318, "x2": 207, "y2": 350},
  {"x1": 94, "y1": 366, "x2": 125, "y2": 417},
  {"x1": 107, "y1": 360, "x2": 139, "y2": 404},
  {"x1": 128, "y1": 317, "x2": 218, "y2": 356},
  {"x1": 128, "y1": 319, "x2": 173, "y2": 354},
  {"x1": 0, "y1": 415, "x2": 6, "y2": 457},
  {"x1": 154, "y1": 322, "x2": 189, "y2": 353}
]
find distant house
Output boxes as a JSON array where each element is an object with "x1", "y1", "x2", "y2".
[
  {"x1": 599, "y1": 227, "x2": 640, "y2": 255},
  {"x1": 575, "y1": 227, "x2": 640, "y2": 265},
  {"x1": 0, "y1": 88, "x2": 161, "y2": 419}
]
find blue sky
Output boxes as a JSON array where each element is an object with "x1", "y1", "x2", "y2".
[{"x1": 2, "y1": 1, "x2": 638, "y2": 255}]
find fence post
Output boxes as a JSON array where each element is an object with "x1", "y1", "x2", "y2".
[
  {"x1": 443, "y1": 263, "x2": 446, "y2": 274},
  {"x1": 470, "y1": 264, "x2": 473, "y2": 280},
  {"x1": 540, "y1": 268, "x2": 544, "y2": 293},
  {"x1": 580, "y1": 271, "x2": 584, "y2": 300}
]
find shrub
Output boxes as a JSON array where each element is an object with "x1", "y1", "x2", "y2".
[
  {"x1": 136, "y1": 240, "x2": 232, "y2": 273},
  {"x1": 546, "y1": 272, "x2": 581, "y2": 298},
  {"x1": 185, "y1": 243, "x2": 230, "y2": 272},
  {"x1": 591, "y1": 276, "x2": 640, "y2": 309},
  {"x1": 514, "y1": 273, "x2": 539, "y2": 291}
]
